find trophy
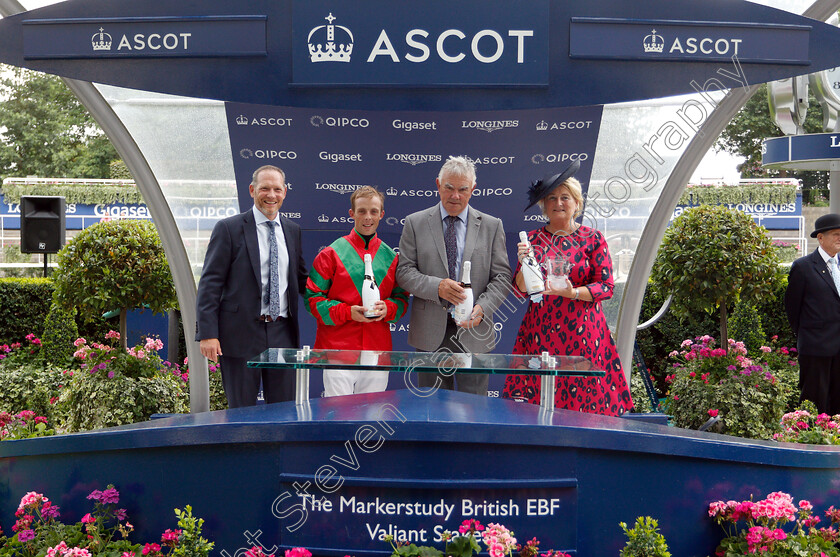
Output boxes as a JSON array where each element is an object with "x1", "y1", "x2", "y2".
[{"x1": 543, "y1": 253, "x2": 571, "y2": 290}]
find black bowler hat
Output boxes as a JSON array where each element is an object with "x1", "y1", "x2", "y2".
[
  {"x1": 811, "y1": 213, "x2": 840, "y2": 238},
  {"x1": 525, "y1": 159, "x2": 581, "y2": 211}
]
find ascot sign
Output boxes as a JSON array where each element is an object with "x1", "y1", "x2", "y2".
[
  {"x1": 4, "y1": 0, "x2": 840, "y2": 108},
  {"x1": 293, "y1": 0, "x2": 548, "y2": 86}
]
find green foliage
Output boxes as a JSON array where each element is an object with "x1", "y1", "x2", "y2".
[
  {"x1": 650, "y1": 205, "x2": 783, "y2": 342},
  {"x1": 41, "y1": 303, "x2": 79, "y2": 367},
  {"x1": 629, "y1": 369, "x2": 654, "y2": 414},
  {"x1": 59, "y1": 370, "x2": 187, "y2": 432},
  {"x1": 171, "y1": 506, "x2": 214, "y2": 557},
  {"x1": 0, "y1": 278, "x2": 53, "y2": 343},
  {"x1": 0, "y1": 182, "x2": 143, "y2": 206},
  {"x1": 0, "y1": 363, "x2": 63, "y2": 422},
  {"x1": 110, "y1": 160, "x2": 133, "y2": 180},
  {"x1": 678, "y1": 183, "x2": 796, "y2": 206},
  {"x1": 0, "y1": 65, "x2": 118, "y2": 180},
  {"x1": 728, "y1": 304, "x2": 765, "y2": 356},
  {"x1": 619, "y1": 516, "x2": 671, "y2": 557},
  {"x1": 52, "y1": 220, "x2": 177, "y2": 332}
]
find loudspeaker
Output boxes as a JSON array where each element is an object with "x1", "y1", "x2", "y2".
[{"x1": 20, "y1": 196, "x2": 66, "y2": 254}]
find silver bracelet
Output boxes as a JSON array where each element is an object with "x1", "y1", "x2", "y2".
[{"x1": 572, "y1": 287, "x2": 579, "y2": 301}]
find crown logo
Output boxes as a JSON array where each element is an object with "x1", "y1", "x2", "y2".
[
  {"x1": 318, "y1": 213, "x2": 330, "y2": 223},
  {"x1": 386, "y1": 187, "x2": 398, "y2": 196},
  {"x1": 308, "y1": 13, "x2": 354, "y2": 63},
  {"x1": 536, "y1": 120, "x2": 548, "y2": 131},
  {"x1": 643, "y1": 29, "x2": 664, "y2": 53},
  {"x1": 236, "y1": 115, "x2": 248, "y2": 125},
  {"x1": 91, "y1": 27, "x2": 112, "y2": 51}
]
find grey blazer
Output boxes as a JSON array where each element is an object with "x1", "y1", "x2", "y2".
[{"x1": 396, "y1": 204, "x2": 512, "y2": 353}]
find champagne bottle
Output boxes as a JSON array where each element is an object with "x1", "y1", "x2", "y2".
[
  {"x1": 519, "y1": 231, "x2": 545, "y2": 303},
  {"x1": 362, "y1": 253, "x2": 381, "y2": 318},
  {"x1": 451, "y1": 261, "x2": 474, "y2": 324}
]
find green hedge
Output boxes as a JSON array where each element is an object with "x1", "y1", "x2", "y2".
[
  {"x1": 0, "y1": 278, "x2": 114, "y2": 344},
  {"x1": 0, "y1": 278, "x2": 54, "y2": 344}
]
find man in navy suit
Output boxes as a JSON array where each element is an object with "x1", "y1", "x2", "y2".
[
  {"x1": 785, "y1": 213, "x2": 840, "y2": 415},
  {"x1": 196, "y1": 165, "x2": 308, "y2": 408}
]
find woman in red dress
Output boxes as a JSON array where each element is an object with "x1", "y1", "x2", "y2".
[{"x1": 502, "y1": 160, "x2": 633, "y2": 416}]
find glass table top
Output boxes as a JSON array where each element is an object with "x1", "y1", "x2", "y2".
[{"x1": 247, "y1": 348, "x2": 604, "y2": 377}]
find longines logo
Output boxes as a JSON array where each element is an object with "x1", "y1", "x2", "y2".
[
  {"x1": 385, "y1": 216, "x2": 406, "y2": 226},
  {"x1": 534, "y1": 120, "x2": 594, "y2": 131},
  {"x1": 90, "y1": 26, "x2": 191, "y2": 53},
  {"x1": 524, "y1": 214, "x2": 548, "y2": 222},
  {"x1": 315, "y1": 183, "x2": 368, "y2": 194},
  {"x1": 308, "y1": 13, "x2": 354, "y2": 62},
  {"x1": 239, "y1": 148, "x2": 298, "y2": 160},
  {"x1": 461, "y1": 120, "x2": 519, "y2": 133},
  {"x1": 385, "y1": 154, "x2": 442, "y2": 166},
  {"x1": 466, "y1": 156, "x2": 516, "y2": 165},
  {"x1": 530, "y1": 153, "x2": 589, "y2": 164},
  {"x1": 392, "y1": 119, "x2": 438, "y2": 132},
  {"x1": 236, "y1": 115, "x2": 293, "y2": 126},
  {"x1": 310, "y1": 115, "x2": 370, "y2": 128}
]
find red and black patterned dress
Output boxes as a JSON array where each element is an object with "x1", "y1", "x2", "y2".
[{"x1": 502, "y1": 226, "x2": 633, "y2": 416}]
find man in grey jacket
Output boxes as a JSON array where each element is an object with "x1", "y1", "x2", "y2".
[{"x1": 396, "y1": 156, "x2": 512, "y2": 395}]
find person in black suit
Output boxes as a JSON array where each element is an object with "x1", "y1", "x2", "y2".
[
  {"x1": 785, "y1": 213, "x2": 840, "y2": 415},
  {"x1": 196, "y1": 165, "x2": 308, "y2": 408}
]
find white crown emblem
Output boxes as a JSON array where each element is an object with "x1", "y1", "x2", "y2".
[
  {"x1": 92, "y1": 27, "x2": 112, "y2": 51},
  {"x1": 318, "y1": 213, "x2": 330, "y2": 223},
  {"x1": 308, "y1": 13, "x2": 353, "y2": 63},
  {"x1": 386, "y1": 187, "x2": 398, "y2": 196},
  {"x1": 643, "y1": 29, "x2": 664, "y2": 53},
  {"x1": 236, "y1": 115, "x2": 248, "y2": 125},
  {"x1": 536, "y1": 120, "x2": 548, "y2": 131}
]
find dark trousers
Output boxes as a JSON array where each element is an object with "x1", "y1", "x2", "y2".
[
  {"x1": 417, "y1": 317, "x2": 489, "y2": 396},
  {"x1": 799, "y1": 352, "x2": 840, "y2": 415},
  {"x1": 220, "y1": 317, "x2": 296, "y2": 408}
]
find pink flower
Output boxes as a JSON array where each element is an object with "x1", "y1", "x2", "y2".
[
  {"x1": 284, "y1": 549, "x2": 311, "y2": 557},
  {"x1": 81, "y1": 513, "x2": 95, "y2": 524},
  {"x1": 47, "y1": 542, "x2": 69, "y2": 557},
  {"x1": 142, "y1": 543, "x2": 161, "y2": 555},
  {"x1": 18, "y1": 529, "x2": 35, "y2": 542},
  {"x1": 105, "y1": 330, "x2": 121, "y2": 340},
  {"x1": 459, "y1": 519, "x2": 485, "y2": 534},
  {"x1": 18, "y1": 491, "x2": 46, "y2": 511},
  {"x1": 161, "y1": 529, "x2": 181, "y2": 543},
  {"x1": 799, "y1": 500, "x2": 814, "y2": 511},
  {"x1": 73, "y1": 338, "x2": 87, "y2": 347},
  {"x1": 760, "y1": 346, "x2": 772, "y2": 353},
  {"x1": 673, "y1": 395, "x2": 679, "y2": 401},
  {"x1": 708, "y1": 409, "x2": 719, "y2": 417}
]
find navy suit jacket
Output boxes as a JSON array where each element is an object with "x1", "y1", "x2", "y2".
[
  {"x1": 784, "y1": 249, "x2": 840, "y2": 357},
  {"x1": 195, "y1": 209, "x2": 308, "y2": 359}
]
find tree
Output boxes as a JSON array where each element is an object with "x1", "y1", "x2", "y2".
[
  {"x1": 716, "y1": 83, "x2": 827, "y2": 190},
  {"x1": 650, "y1": 205, "x2": 784, "y2": 345},
  {"x1": 0, "y1": 64, "x2": 119, "y2": 179},
  {"x1": 52, "y1": 219, "x2": 177, "y2": 349}
]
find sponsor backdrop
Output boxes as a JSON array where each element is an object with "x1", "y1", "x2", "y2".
[{"x1": 225, "y1": 103, "x2": 602, "y2": 396}]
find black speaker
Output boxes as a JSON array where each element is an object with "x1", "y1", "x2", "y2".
[{"x1": 20, "y1": 196, "x2": 66, "y2": 254}]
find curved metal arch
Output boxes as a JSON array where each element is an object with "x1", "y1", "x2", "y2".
[
  {"x1": 614, "y1": 0, "x2": 840, "y2": 380},
  {"x1": 0, "y1": 0, "x2": 210, "y2": 413}
]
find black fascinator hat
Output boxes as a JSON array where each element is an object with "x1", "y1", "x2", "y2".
[{"x1": 525, "y1": 159, "x2": 581, "y2": 211}]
